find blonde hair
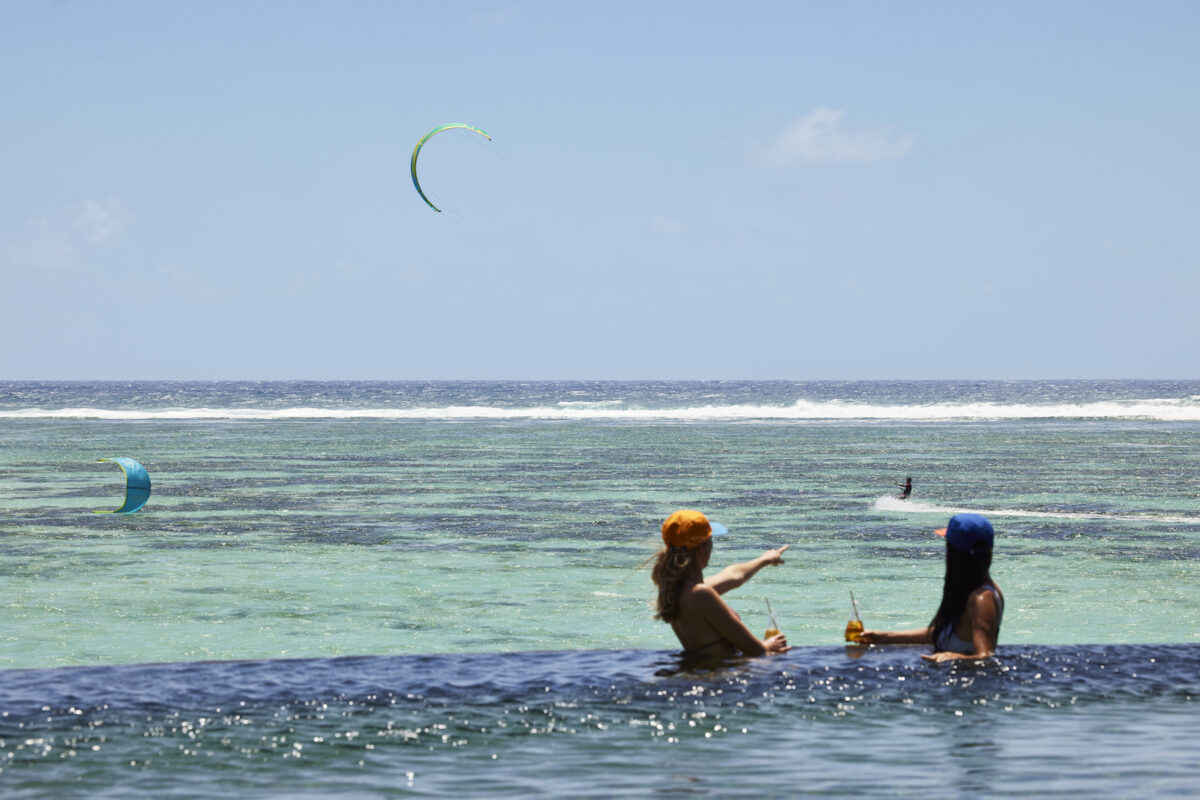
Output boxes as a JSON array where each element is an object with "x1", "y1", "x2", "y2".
[{"x1": 651, "y1": 540, "x2": 709, "y2": 623}]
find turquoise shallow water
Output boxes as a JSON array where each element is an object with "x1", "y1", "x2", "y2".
[{"x1": 2, "y1": 381, "x2": 1199, "y2": 795}]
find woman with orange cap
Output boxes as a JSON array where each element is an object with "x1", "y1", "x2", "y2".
[
  {"x1": 858, "y1": 513, "x2": 1004, "y2": 662},
  {"x1": 652, "y1": 509, "x2": 791, "y2": 657}
]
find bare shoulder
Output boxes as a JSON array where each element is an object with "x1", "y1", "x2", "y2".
[
  {"x1": 968, "y1": 586, "x2": 1001, "y2": 614},
  {"x1": 680, "y1": 582, "x2": 723, "y2": 610}
]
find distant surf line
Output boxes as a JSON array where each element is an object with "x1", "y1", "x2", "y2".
[
  {"x1": 3, "y1": 398, "x2": 1199, "y2": 422},
  {"x1": 872, "y1": 496, "x2": 1199, "y2": 525}
]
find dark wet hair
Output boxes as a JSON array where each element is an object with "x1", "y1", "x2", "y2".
[{"x1": 928, "y1": 541, "x2": 994, "y2": 640}]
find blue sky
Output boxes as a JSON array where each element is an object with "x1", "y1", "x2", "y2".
[{"x1": 2, "y1": 1, "x2": 1197, "y2": 379}]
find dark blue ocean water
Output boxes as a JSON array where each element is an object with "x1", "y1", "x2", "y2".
[{"x1": 2, "y1": 645, "x2": 1198, "y2": 797}]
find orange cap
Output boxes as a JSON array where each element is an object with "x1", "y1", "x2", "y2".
[{"x1": 662, "y1": 509, "x2": 727, "y2": 550}]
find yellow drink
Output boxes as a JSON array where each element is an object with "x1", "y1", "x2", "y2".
[
  {"x1": 846, "y1": 590, "x2": 864, "y2": 642},
  {"x1": 764, "y1": 598, "x2": 780, "y2": 640}
]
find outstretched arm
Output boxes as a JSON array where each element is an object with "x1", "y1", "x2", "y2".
[
  {"x1": 858, "y1": 627, "x2": 933, "y2": 645},
  {"x1": 706, "y1": 545, "x2": 789, "y2": 595}
]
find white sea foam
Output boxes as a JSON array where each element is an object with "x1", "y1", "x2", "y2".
[
  {"x1": 873, "y1": 496, "x2": 950, "y2": 514},
  {"x1": 3, "y1": 398, "x2": 1200, "y2": 421},
  {"x1": 871, "y1": 496, "x2": 1199, "y2": 525}
]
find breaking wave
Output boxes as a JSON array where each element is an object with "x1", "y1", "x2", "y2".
[{"x1": 3, "y1": 398, "x2": 1200, "y2": 421}]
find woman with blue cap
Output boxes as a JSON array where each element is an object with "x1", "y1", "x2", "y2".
[
  {"x1": 859, "y1": 513, "x2": 1004, "y2": 662},
  {"x1": 652, "y1": 509, "x2": 791, "y2": 657}
]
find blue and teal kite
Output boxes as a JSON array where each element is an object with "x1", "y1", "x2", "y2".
[{"x1": 94, "y1": 457, "x2": 152, "y2": 514}]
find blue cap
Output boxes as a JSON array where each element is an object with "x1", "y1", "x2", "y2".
[{"x1": 936, "y1": 514, "x2": 994, "y2": 554}]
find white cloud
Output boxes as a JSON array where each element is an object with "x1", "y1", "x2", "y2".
[
  {"x1": 397, "y1": 264, "x2": 428, "y2": 284},
  {"x1": 467, "y1": 4, "x2": 524, "y2": 27},
  {"x1": 3, "y1": 197, "x2": 132, "y2": 270},
  {"x1": 73, "y1": 197, "x2": 132, "y2": 244},
  {"x1": 4, "y1": 216, "x2": 75, "y2": 270},
  {"x1": 650, "y1": 216, "x2": 691, "y2": 237},
  {"x1": 466, "y1": 3, "x2": 552, "y2": 33},
  {"x1": 766, "y1": 108, "x2": 914, "y2": 166}
]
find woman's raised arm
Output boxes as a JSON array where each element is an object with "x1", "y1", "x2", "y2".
[{"x1": 706, "y1": 545, "x2": 789, "y2": 595}]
